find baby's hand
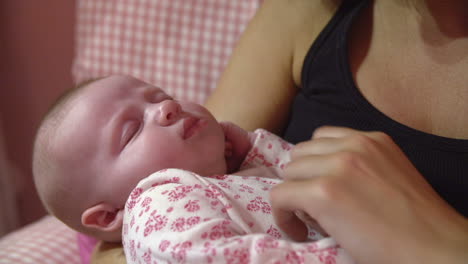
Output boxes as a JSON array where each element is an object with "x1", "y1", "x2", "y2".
[{"x1": 220, "y1": 122, "x2": 253, "y2": 173}]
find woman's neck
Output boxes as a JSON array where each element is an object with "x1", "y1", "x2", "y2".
[
  {"x1": 378, "y1": 0, "x2": 468, "y2": 39},
  {"x1": 373, "y1": 0, "x2": 468, "y2": 63}
]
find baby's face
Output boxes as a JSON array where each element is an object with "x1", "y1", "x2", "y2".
[{"x1": 55, "y1": 75, "x2": 226, "y2": 206}]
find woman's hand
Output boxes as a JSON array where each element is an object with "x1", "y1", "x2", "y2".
[{"x1": 270, "y1": 126, "x2": 468, "y2": 264}]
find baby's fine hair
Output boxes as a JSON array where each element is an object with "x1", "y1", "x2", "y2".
[{"x1": 32, "y1": 77, "x2": 103, "y2": 234}]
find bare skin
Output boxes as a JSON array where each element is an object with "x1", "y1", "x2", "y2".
[
  {"x1": 348, "y1": 0, "x2": 468, "y2": 139},
  {"x1": 91, "y1": 241, "x2": 126, "y2": 264},
  {"x1": 207, "y1": 0, "x2": 468, "y2": 138},
  {"x1": 94, "y1": 0, "x2": 468, "y2": 262}
]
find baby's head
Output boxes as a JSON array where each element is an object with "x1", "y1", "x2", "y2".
[{"x1": 33, "y1": 75, "x2": 227, "y2": 241}]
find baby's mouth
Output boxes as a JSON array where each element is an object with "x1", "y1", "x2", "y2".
[{"x1": 183, "y1": 116, "x2": 205, "y2": 140}]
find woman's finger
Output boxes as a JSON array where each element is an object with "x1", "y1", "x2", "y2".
[
  {"x1": 291, "y1": 126, "x2": 384, "y2": 160},
  {"x1": 312, "y1": 126, "x2": 363, "y2": 139},
  {"x1": 284, "y1": 153, "x2": 349, "y2": 181},
  {"x1": 291, "y1": 136, "x2": 352, "y2": 160},
  {"x1": 270, "y1": 180, "x2": 321, "y2": 241}
]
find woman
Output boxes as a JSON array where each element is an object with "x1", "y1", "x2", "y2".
[{"x1": 206, "y1": 0, "x2": 468, "y2": 263}]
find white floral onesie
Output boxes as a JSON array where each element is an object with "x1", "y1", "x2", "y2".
[{"x1": 122, "y1": 129, "x2": 354, "y2": 264}]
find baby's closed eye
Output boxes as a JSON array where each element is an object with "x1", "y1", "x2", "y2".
[{"x1": 120, "y1": 120, "x2": 141, "y2": 149}]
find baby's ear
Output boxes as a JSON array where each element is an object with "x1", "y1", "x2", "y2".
[{"x1": 81, "y1": 203, "x2": 124, "y2": 232}]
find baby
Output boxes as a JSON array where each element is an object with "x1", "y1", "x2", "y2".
[
  {"x1": 33, "y1": 75, "x2": 250, "y2": 241},
  {"x1": 33, "y1": 75, "x2": 352, "y2": 263}
]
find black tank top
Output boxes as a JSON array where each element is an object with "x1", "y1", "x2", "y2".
[{"x1": 283, "y1": 0, "x2": 468, "y2": 217}]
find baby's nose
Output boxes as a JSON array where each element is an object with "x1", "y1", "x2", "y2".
[{"x1": 156, "y1": 100, "x2": 181, "y2": 126}]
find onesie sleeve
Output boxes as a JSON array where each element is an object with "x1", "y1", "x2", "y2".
[
  {"x1": 122, "y1": 169, "x2": 354, "y2": 264},
  {"x1": 240, "y1": 129, "x2": 294, "y2": 178}
]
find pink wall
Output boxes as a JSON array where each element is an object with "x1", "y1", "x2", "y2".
[{"x1": 0, "y1": 0, "x2": 76, "y2": 226}]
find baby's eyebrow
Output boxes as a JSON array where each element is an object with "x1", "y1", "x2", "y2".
[{"x1": 142, "y1": 86, "x2": 173, "y2": 102}]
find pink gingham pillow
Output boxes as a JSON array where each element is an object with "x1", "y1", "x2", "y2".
[
  {"x1": 73, "y1": 0, "x2": 262, "y2": 104},
  {"x1": 0, "y1": 216, "x2": 80, "y2": 264}
]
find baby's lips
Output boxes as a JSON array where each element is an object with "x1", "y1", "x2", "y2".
[{"x1": 182, "y1": 116, "x2": 201, "y2": 139}]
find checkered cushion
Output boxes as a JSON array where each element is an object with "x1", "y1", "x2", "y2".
[
  {"x1": 0, "y1": 216, "x2": 80, "y2": 264},
  {"x1": 73, "y1": 0, "x2": 262, "y2": 103}
]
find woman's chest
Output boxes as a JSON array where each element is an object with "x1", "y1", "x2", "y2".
[{"x1": 353, "y1": 49, "x2": 468, "y2": 140}]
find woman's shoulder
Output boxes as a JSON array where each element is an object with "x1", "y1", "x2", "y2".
[
  {"x1": 260, "y1": 0, "x2": 341, "y2": 42},
  {"x1": 254, "y1": 0, "x2": 344, "y2": 86},
  {"x1": 205, "y1": 0, "x2": 342, "y2": 132},
  {"x1": 286, "y1": 0, "x2": 343, "y2": 86}
]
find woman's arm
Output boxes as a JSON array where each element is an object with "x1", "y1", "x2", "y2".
[
  {"x1": 205, "y1": 0, "x2": 298, "y2": 133},
  {"x1": 205, "y1": 0, "x2": 339, "y2": 134},
  {"x1": 91, "y1": 241, "x2": 126, "y2": 264}
]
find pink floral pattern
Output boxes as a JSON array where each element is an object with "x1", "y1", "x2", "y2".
[
  {"x1": 159, "y1": 240, "x2": 171, "y2": 252},
  {"x1": 122, "y1": 129, "x2": 354, "y2": 264},
  {"x1": 266, "y1": 225, "x2": 282, "y2": 239},
  {"x1": 143, "y1": 210, "x2": 169, "y2": 237},
  {"x1": 246, "y1": 196, "x2": 271, "y2": 214},
  {"x1": 184, "y1": 200, "x2": 200, "y2": 212},
  {"x1": 126, "y1": 187, "x2": 143, "y2": 212}
]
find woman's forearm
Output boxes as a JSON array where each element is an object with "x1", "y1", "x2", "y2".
[
  {"x1": 91, "y1": 241, "x2": 126, "y2": 264},
  {"x1": 205, "y1": 0, "x2": 302, "y2": 134}
]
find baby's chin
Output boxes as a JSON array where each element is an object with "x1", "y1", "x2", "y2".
[{"x1": 195, "y1": 158, "x2": 228, "y2": 177}]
